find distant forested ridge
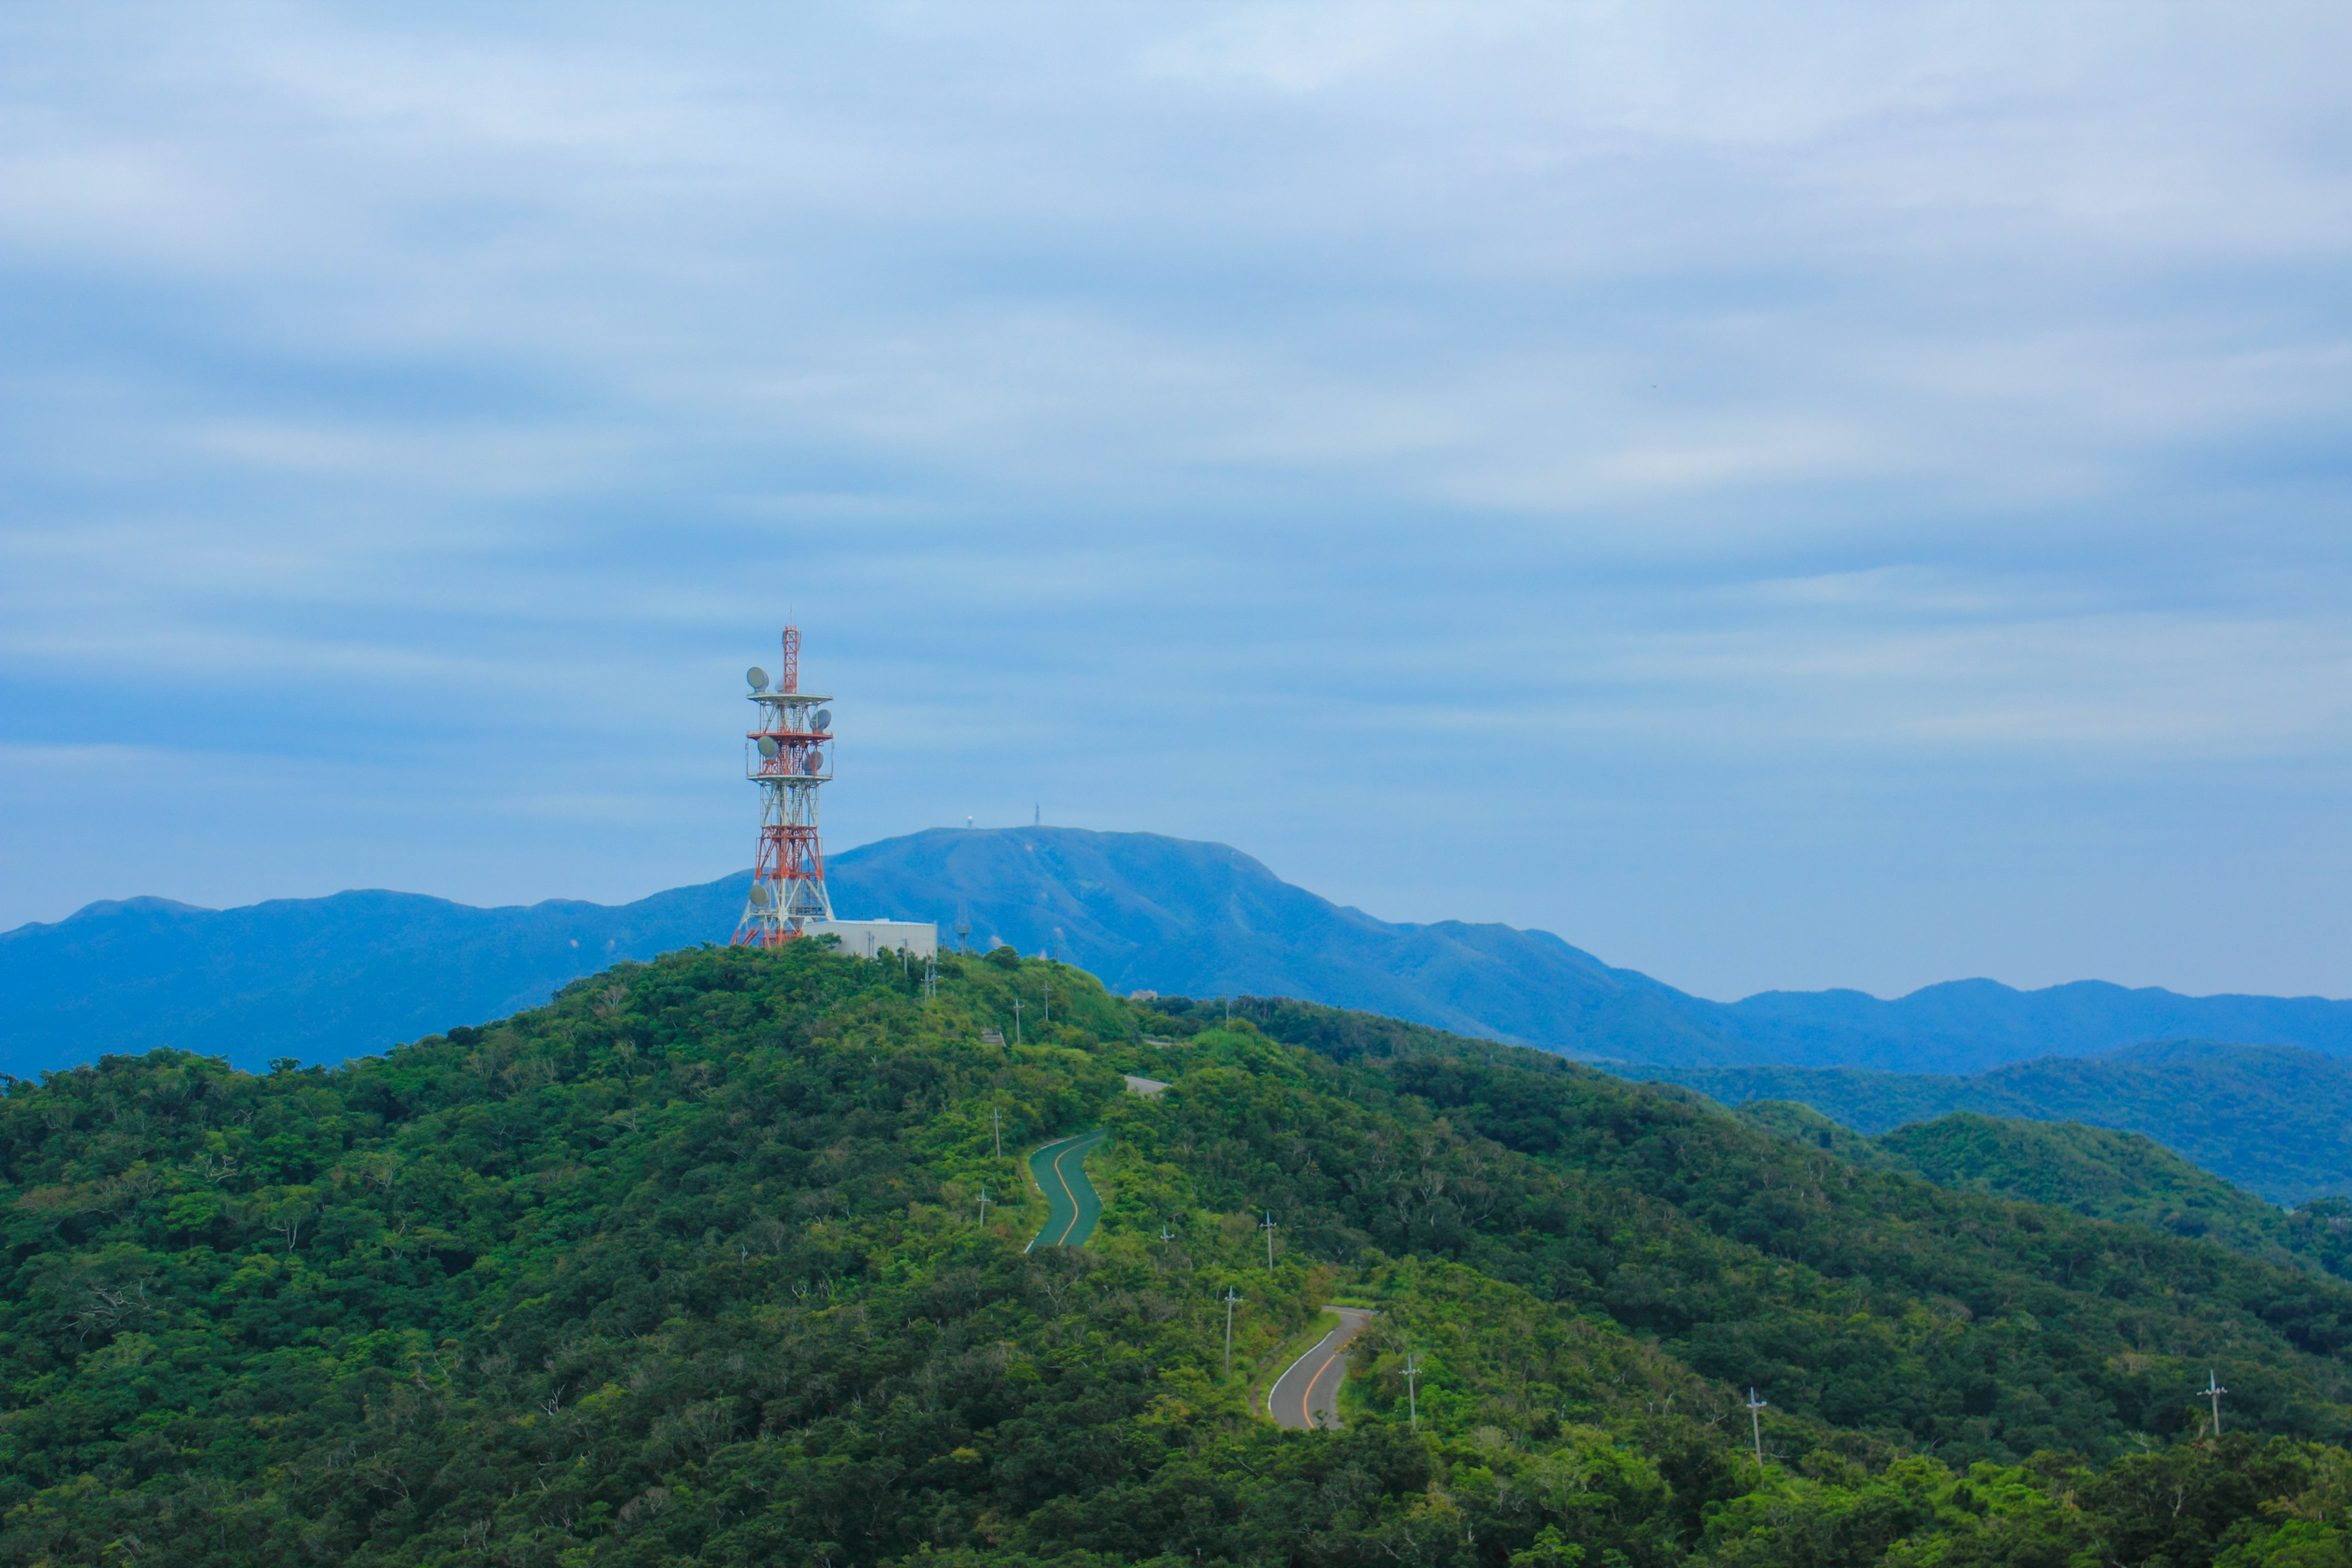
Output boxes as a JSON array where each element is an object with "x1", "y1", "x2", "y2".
[
  {"x1": 1628, "y1": 1038, "x2": 2352, "y2": 1204},
  {"x1": 11, "y1": 826, "x2": 2352, "y2": 1079},
  {"x1": 1732, "y1": 1101, "x2": 2352, "y2": 1284},
  {"x1": 9, "y1": 954, "x2": 2352, "y2": 1566}
]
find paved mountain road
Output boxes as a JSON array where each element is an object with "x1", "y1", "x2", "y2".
[
  {"x1": 1268, "y1": 1307, "x2": 1376, "y2": 1430},
  {"x1": 1025, "y1": 1129, "x2": 1106, "y2": 1250}
]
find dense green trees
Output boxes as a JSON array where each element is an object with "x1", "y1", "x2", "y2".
[
  {"x1": 3, "y1": 951, "x2": 2351, "y2": 1565},
  {"x1": 1735, "y1": 1101, "x2": 2352, "y2": 1284},
  {"x1": 1620, "y1": 1043, "x2": 2352, "y2": 1207}
]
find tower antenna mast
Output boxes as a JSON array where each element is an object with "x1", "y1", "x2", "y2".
[{"x1": 733, "y1": 626, "x2": 835, "y2": 947}]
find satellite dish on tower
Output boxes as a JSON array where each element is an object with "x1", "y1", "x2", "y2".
[
  {"x1": 747, "y1": 666, "x2": 769, "y2": 692},
  {"x1": 802, "y1": 753, "x2": 822, "y2": 775},
  {"x1": 758, "y1": 736, "x2": 779, "y2": 758},
  {"x1": 813, "y1": 709, "x2": 832, "y2": 731}
]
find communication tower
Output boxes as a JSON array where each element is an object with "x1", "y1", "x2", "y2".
[{"x1": 732, "y1": 627, "x2": 835, "y2": 946}]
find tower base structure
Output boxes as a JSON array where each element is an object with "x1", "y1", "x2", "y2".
[{"x1": 802, "y1": 919, "x2": 938, "y2": 960}]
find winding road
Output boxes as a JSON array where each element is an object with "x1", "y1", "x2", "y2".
[
  {"x1": 1268, "y1": 1307, "x2": 1376, "y2": 1430},
  {"x1": 1025, "y1": 1129, "x2": 1107, "y2": 1251}
]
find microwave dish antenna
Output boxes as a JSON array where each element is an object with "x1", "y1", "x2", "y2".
[{"x1": 731, "y1": 625, "x2": 835, "y2": 947}]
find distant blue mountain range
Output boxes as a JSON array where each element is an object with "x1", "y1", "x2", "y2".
[{"x1": 6, "y1": 826, "x2": 2350, "y2": 1077}]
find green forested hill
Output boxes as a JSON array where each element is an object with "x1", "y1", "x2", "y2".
[
  {"x1": 9, "y1": 951, "x2": 2352, "y2": 1567},
  {"x1": 1730, "y1": 1101, "x2": 2352, "y2": 1284},
  {"x1": 1622, "y1": 1041, "x2": 2352, "y2": 1204}
]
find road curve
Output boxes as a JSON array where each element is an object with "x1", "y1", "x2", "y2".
[
  {"x1": 1025, "y1": 1129, "x2": 1107, "y2": 1251},
  {"x1": 1268, "y1": 1306, "x2": 1376, "y2": 1430}
]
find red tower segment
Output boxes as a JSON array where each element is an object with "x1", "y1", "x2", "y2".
[{"x1": 731, "y1": 627, "x2": 834, "y2": 947}]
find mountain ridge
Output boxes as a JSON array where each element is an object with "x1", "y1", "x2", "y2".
[
  {"x1": 9, "y1": 825, "x2": 2352, "y2": 1081},
  {"x1": 1635, "y1": 1039, "x2": 2352, "y2": 1204}
]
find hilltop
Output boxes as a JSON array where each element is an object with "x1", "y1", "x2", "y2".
[
  {"x1": 8, "y1": 948, "x2": 2352, "y2": 1566},
  {"x1": 9, "y1": 827, "x2": 2352, "y2": 1080}
]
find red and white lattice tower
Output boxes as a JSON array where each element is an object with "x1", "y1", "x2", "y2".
[{"x1": 731, "y1": 628, "x2": 835, "y2": 946}]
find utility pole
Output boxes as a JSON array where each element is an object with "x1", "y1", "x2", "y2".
[
  {"x1": 1041, "y1": 970, "x2": 1049, "y2": 1030},
  {"x1": 1745, "y1": 1388, "x2": 1768, "y2": 1471},
  {"x1": 978, "y1": 1187, "x2": 990, "y2": 1225},
  {"x1": 1011, "y1": 998, "x2": 1023, "y2": 1044},
  {"x1": 992, "y1": 1107, "x2": 1003, "y2": 1159},
  {"x1": 1160, "y1": 1224, "x2": 1175, "y2": 1242},
  {"x1": 1223, "y1": 1287, "x2": 1240, "y2": 1374},
  {"x1": 1404, "y1": 1350, "x2": 1423, "y2": 1431},
  {"x1": 2203, "y1": 1371, "x2": 2229, "y2": 1435},
  {"x1": 1261, "y1": 1211, "x2": 1278, "y2": 1270}
]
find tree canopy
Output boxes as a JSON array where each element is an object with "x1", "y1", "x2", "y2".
[{"x1": 2, "y1": 949, "x2": 2350, "y2": 1566}]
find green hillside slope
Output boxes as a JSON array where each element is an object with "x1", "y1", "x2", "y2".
[
  {"x1": 1732, "y1": 1101, "x2": 2352, "y2": 1284},
  {"x1": 1623, "y1": 1039, "x2": 2352, "y2": 1204},
  {"x1": 8, "y1": 954, "x2": 2352, "y2": 1567}
]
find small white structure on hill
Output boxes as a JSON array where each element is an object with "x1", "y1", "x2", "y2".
[{"x1": 804, "y1": 919, "x2": 937, "y2": 960}]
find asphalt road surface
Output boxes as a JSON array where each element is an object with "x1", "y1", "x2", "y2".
[
  {"x1": 1025, "y1": 1129, "x2": 1106, "y2": 1251},
  {"x1": 1268, "y1": 1306, "x2": 1376, "y2": 1430}
]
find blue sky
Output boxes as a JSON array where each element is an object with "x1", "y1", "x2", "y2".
[{"x1": 4, "y1": 2, "x2": 2350, "y2": 1001}]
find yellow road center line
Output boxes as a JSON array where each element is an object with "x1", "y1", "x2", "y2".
[
  {"x1": 1054, "y1": 1142, "x2": 1083, "y2": 1243},
  {"x1": 1305, "y1": 1343, "x2": 1344, "y2": 1426}
]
